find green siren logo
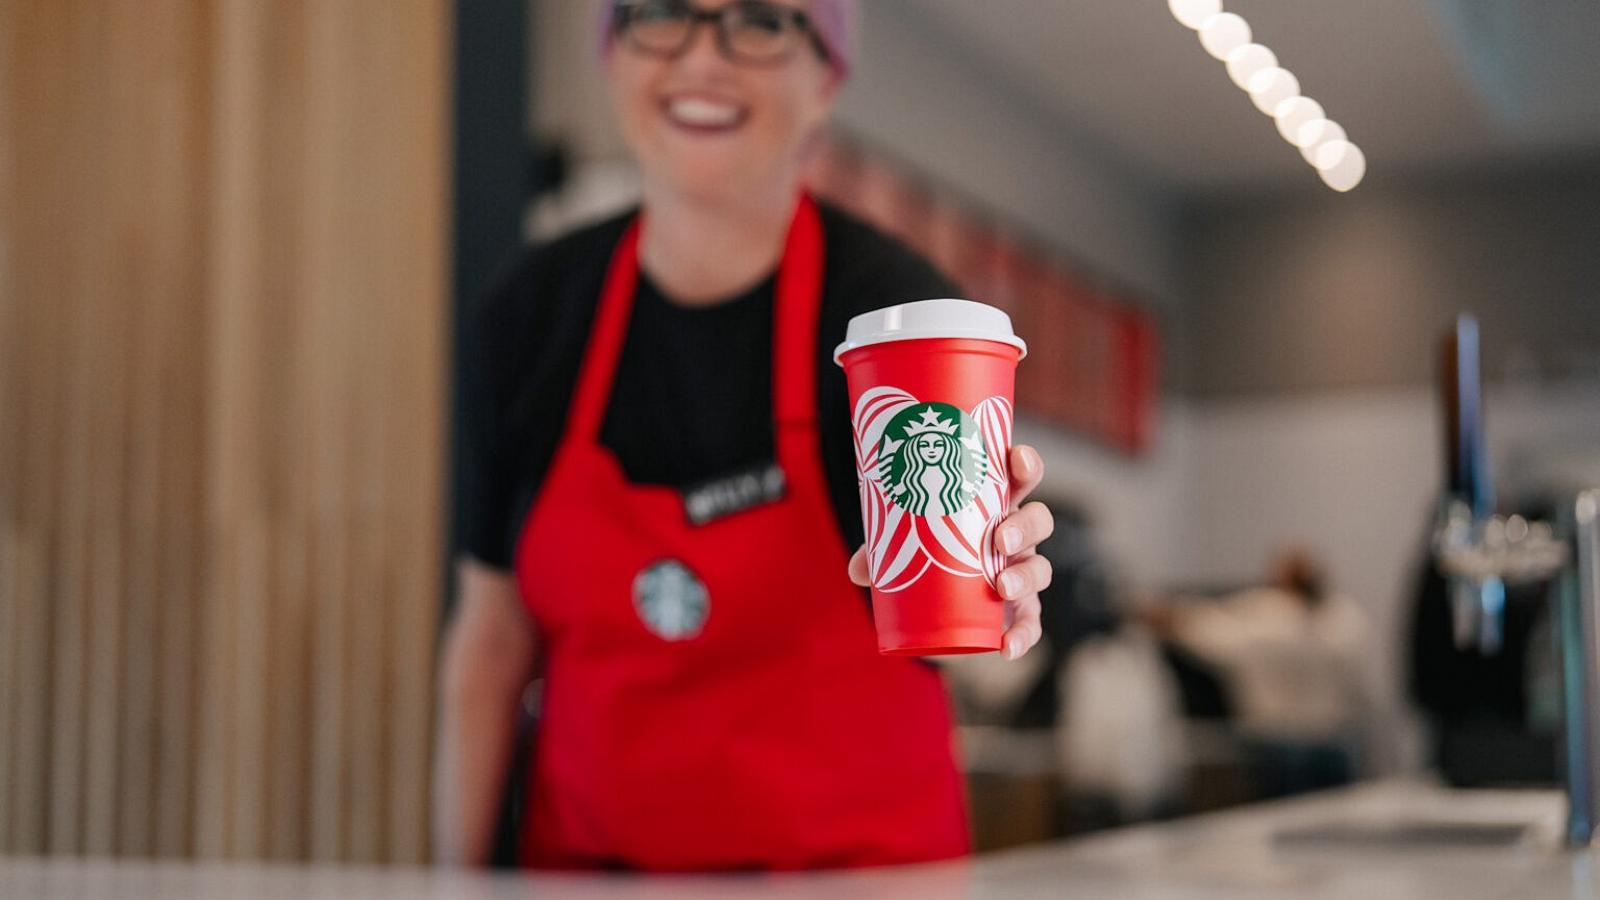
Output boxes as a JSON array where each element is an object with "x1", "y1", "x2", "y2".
[{"x1": 876, "y1": 403, "x2": 990, "y2": 517}]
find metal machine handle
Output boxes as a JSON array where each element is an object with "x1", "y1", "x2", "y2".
[
  {"x1": 1436, "y1": 315, "x2": 1507, "y2": 653},
  {"x1": 1560, "y1": 490, "x2": 1600, "y2": 846}
]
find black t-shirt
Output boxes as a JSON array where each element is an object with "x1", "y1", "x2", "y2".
[{"x1": 457, "y1": 201, "x2": 956, "y2": 570}]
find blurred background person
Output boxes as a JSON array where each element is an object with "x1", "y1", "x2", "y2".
[{"x1": 1142, "y1": 548, "x2": 1369, "y2": 799}]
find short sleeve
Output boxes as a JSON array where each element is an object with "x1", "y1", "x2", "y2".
[{"x1": 453, "y1": 258, "x2": 529, "y2": 570}]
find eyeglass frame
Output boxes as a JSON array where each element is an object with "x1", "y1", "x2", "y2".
[{"x1": 611, "y1": 0, "x2": 833, "y2": 68}]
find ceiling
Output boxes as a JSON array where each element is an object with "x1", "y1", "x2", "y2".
[{"x1": 905, "y1": 0, "x2": 1600, "y2": 193}]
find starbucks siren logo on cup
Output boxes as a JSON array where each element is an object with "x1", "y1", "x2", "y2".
[
  {"x1": 835, "y1": 298, "x2": 1026, "y2": 656},
  {"x1": 875, "y1": 403, "x2": 987, "y2": 517}
]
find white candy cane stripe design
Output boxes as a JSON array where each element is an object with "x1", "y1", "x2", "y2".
[
  {"x1": 973, "y1": 397, "x2": 1013, "y2": 492},
  {"x1": 927, "y1": 477, "x2": 1004, "y2": 578},
  {"x1": 963, "y1": 479, "x2": 1008, "y2": 586},
  {"x1": 853, "y1": 387, "x2": 922, "y2": 590},
  {"x1": 861, "y1": 475, "x2": 927, "y2": 592},
  {"x1": 980, "y1": 514, "x2": 1006, "y2": 588},
  {"x1": 971, "y1": 397, "x2": 1015, "y2": 588},
  {"x1": 874, "y1": 504, "x2": 929, "y2": 592},
  {"x1": 916, "y1": 510, "x2": 981, "y2": 575},
  {"x1": 852, "y1": 386, "x2": 916, "y2": 469}
]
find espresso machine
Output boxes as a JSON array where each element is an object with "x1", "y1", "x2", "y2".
[{"x1": 1432, "y1": 314, "x2": 1599, "y2": 846}]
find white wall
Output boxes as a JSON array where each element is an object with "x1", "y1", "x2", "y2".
[
  {"x1": 1017, "y1": 407, "x2": 1198, "y2": 592},
  {"x1": 531, "y1": 0, "x2": 623, "y2": 160}
]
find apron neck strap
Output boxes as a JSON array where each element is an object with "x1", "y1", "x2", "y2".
[
  {"x1": 773, "y1": 194, "x2": 824, "y2": 427},
  {"x1": 567, "y1": 217, "x2": 642, "y2": 443},
  {"x1": 568, "y1": 194, "x2": 826, "y2": 447}
]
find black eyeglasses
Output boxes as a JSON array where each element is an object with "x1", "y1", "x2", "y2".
[{"x1": 614, "y1": 0, "x2": 831, "y2": 67}]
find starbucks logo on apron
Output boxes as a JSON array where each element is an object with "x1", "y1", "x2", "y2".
[
  {"x1": 874, "y1": 403, "x2": 989, "y2": 517},
  {"x1": 853, "y1": 388, "x2": 1014, "y2": 594},
  {"x1": 632, "y1": 559, "x2": 709, "y2": 641}
]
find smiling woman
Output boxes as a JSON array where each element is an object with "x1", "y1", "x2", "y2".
[{"x1": 434, "y1": 0, "x2": 1055, "y2": 872}]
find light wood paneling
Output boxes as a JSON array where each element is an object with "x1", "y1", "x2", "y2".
[{"x1": 0, "y1": 0, "x2": 448, "y2": 863}]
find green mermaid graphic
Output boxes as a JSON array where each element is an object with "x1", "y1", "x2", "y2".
[{"x1": 875, "y1": 403, "x2": 989, "y2": 517}]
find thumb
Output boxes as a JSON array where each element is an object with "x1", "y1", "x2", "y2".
[{"x1": 847, "y1": 544, "x2": 870, "y2": 587}]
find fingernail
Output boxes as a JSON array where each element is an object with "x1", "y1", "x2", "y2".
[
  {"x1": 1006, "y1": 640, "x2": 1023, "y2": 660},
  {"x1": 1000, "y1": 571, "x2": 1021, "y2": 598},
  {"x1": 1001, "y1": 527, "x2": 1020, "y2": 554}
]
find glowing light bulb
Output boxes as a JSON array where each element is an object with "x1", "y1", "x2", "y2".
[
  {"x1": 1199, "y1": 13, "x2": 1251, "y2": 60},
  {"x1": 1225, "y1": 43, "x2": 1276, "y2": 89},
  {"x1": 1311, "y1": 138, "x2": 1353, "y2": 170},
  {"x1": 1169, "y1": 0, "x2": 1222, "y2": 30},
  {"x1": 1247, "y1": 67, "x2": 1300, "y2": 114},
  {"x1": 1294, "y1": 117, "x2": 1345, "y2": 153},
  {"x1": 1317, "y1": 141, "x2": 1366, "y2": 191},
  {"x1": 1274, "y1": 97, "x2": 1325, "y2": 144}
]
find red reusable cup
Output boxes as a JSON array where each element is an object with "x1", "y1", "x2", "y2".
[{"x1": 834, "y1": 298, "x2": 1027, "y2": 655}]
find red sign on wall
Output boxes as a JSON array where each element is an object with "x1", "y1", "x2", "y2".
[{"x1": 805, "y1": 133, "x2": 1160, "y2": 454}]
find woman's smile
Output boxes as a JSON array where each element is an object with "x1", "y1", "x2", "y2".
[{"x1": 660, "y1": 91, "x2": 750, "y2": 135}]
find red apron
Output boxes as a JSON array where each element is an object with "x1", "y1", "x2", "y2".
[{"x1": 512, "y1": 195, "x2": 969, "y2": 871}]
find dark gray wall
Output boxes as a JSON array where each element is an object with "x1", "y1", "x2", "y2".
[
  {"x1": 451, "y1": 0, "x2": 528, "y2": 609},
  {"x1": 1182, "y1": 156, "x2": 1600, "y2": 398}
]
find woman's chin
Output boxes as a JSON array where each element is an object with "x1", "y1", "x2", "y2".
[
  {"x1": 656, "y1": 166, "x2": 778, "y2": 205},
  {"x1": 640, "y1": 143, "x2": 792, "y2": 204}
]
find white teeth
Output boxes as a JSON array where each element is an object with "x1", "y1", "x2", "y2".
[{"x1": 668, "y1": 97, "x2": 741, "y2": 126}]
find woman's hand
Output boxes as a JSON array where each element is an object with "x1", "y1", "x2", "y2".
[{"x1": 848, "y1": 444, "x2": 1055, "y2": 661}]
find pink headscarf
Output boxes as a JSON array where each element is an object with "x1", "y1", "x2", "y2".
[{"x1": 599, "y1": 0, "x2": 859, "y2": 79}]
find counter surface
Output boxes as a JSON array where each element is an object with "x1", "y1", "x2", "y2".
[{"x1": 1, "y1": 780, "x2": 1591, "y2": 899}]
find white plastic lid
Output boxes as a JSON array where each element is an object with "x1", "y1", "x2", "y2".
[{"x1": 832, "y1": 298, "x2": 1027, "y2": 364}]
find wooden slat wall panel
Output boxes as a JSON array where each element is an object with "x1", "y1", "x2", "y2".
[
  {"x1": 301, "y1": 0, "x2": 353, "y2": 859},
  {"x1": 0, "y1": 0, "x2": 448, "y2": 864}
]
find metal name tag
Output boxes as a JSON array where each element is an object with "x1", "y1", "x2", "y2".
[{"x1": 680, "y1": 461, "x2": 787, "y2": 526}]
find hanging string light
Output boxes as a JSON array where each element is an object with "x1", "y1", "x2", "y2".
[{"x1": 1170, "y1": 3, "x2": 1364, "y2": 190}]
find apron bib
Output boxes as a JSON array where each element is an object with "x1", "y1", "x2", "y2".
[{"x1": 513, "y1": 195, "x2": 968, "y2": 871}]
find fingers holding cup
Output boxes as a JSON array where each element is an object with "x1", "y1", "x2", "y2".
[
  {"x1": 996, "y1": 501, "x2": 1054, "y2": 557},
  {"x1": 1008, "y1": 444, "x2": 1045, "y2": 511},
  {"x1": 1001, "y1": 583, "x2": 1045, "y2": 660}
]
